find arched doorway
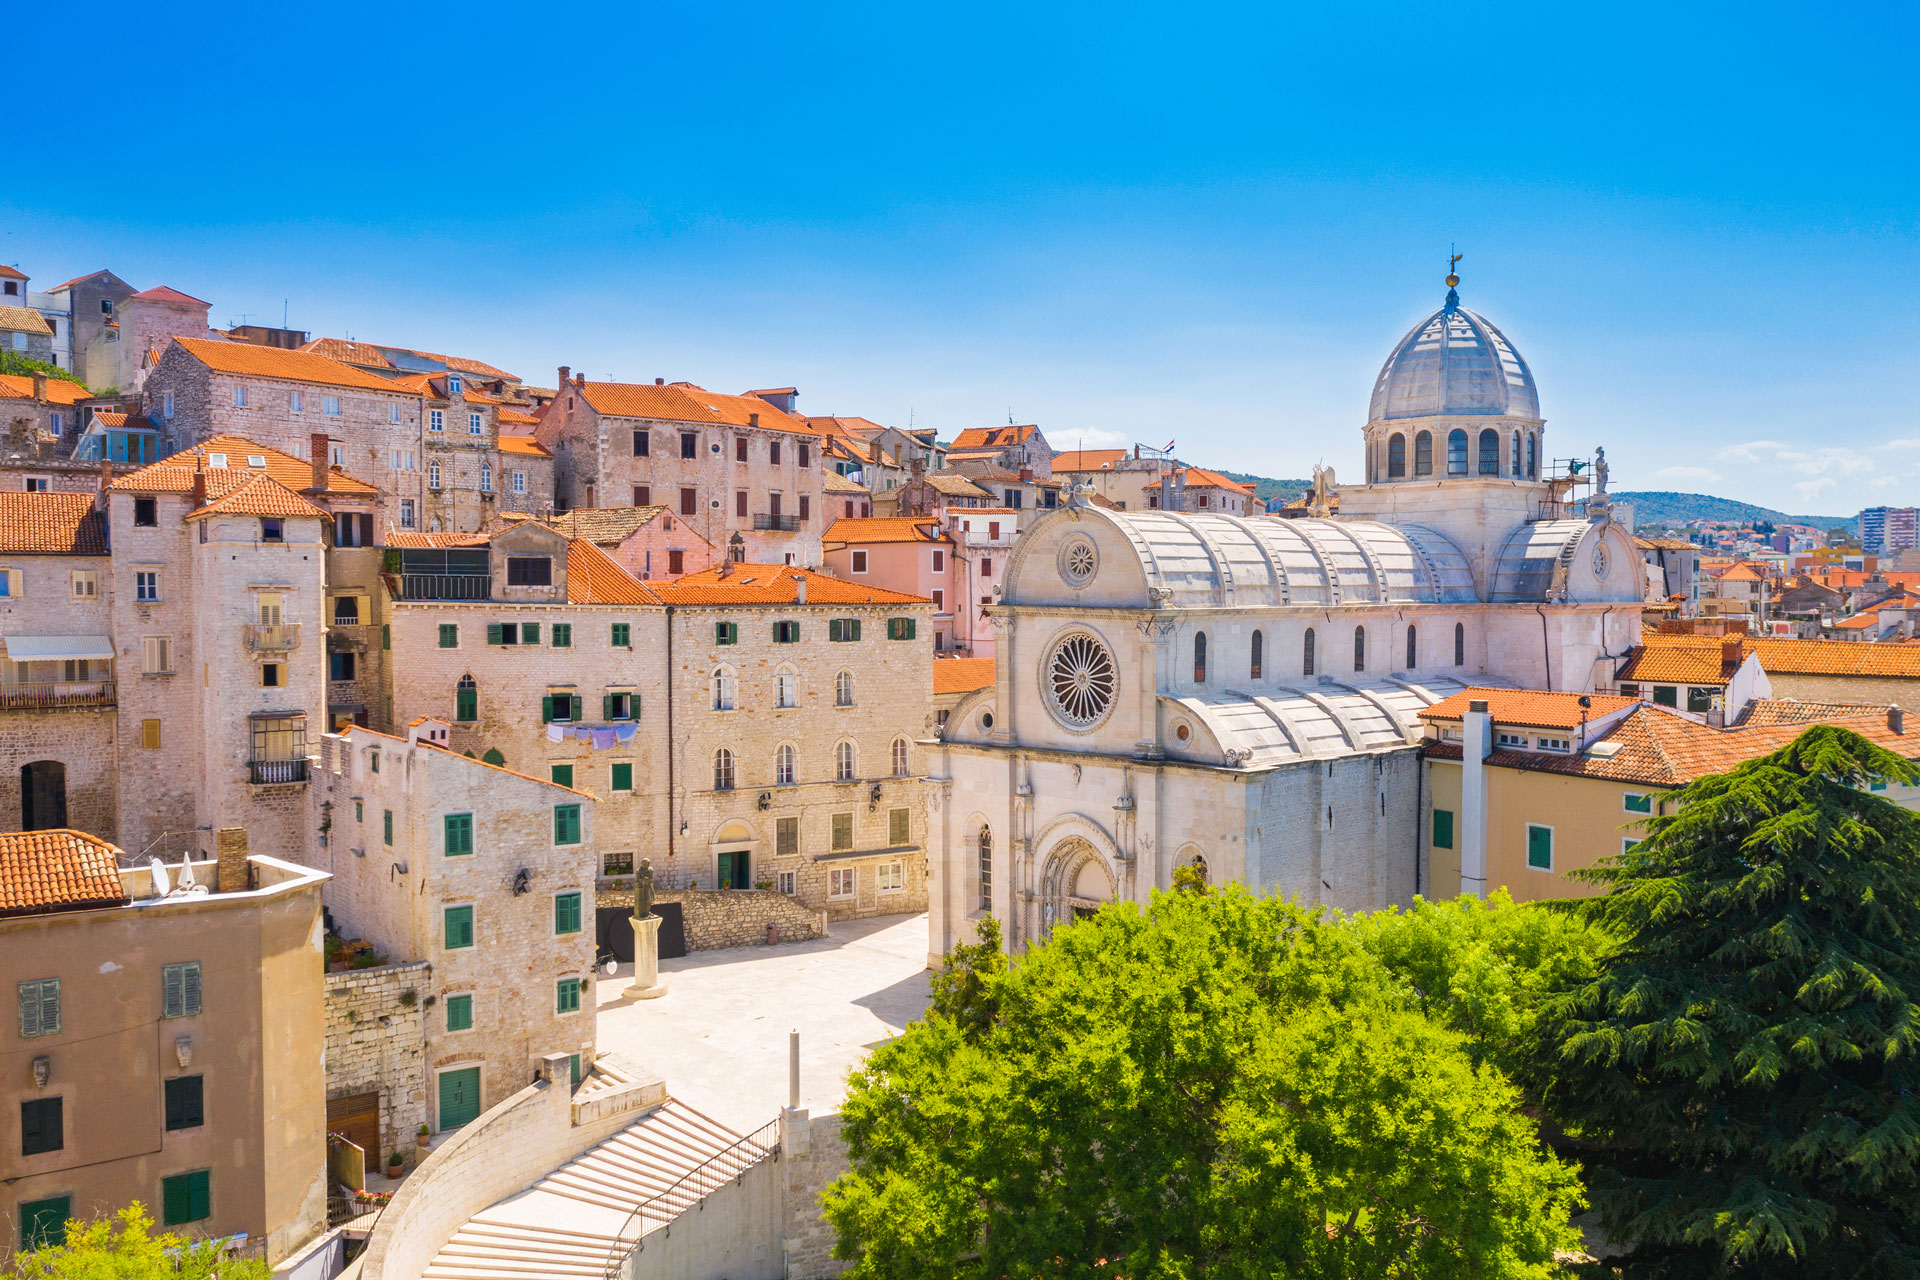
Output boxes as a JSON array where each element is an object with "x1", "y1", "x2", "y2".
[
  {"x1": 713, "y1": 820, "x2": 755, "y2": 890},
  {"x1": 1038, "y1": 838, "x2": 1115, "y2": 936},
  {"x1": 21, "y1": 760, "x2": 66, "y2": 831}
]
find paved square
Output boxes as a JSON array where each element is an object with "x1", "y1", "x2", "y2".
[{"x1": 593, "y1": 912, "x2": 932, "y2": 1132}]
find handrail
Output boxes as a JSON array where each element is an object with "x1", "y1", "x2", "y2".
[
  {"x1": 0, "y1": 680, "x2": 115, "y2": 709},
  {"x1": 600, "y1": 1115, "x2": 781, "y2": 1279},
  {"x1": 244, "y1": 623, "x2": 302, "y2": 652}
]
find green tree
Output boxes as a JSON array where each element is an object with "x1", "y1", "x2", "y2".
[
  {"x1": 1544, "y1": 726, "x2": 1920, "y2": 1277},
  {"x1": 0, "y1": 352, "x2": 87, "y2": 387},
  {"x1": 825, "y1": 888, "x2": 1583, "y2": 1278},
  {"x1": 7, "y1": 1203, "x2": 270, "y2": 1279}
]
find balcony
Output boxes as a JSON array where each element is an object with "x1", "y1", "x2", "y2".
[
  {"x1": 398, "y1": 573, "x2": 492, "y2": 601},
  {"x1": 244, "y1": 624, "x2": 302, "y2": 652},
  {"x1": 0, "y1": 680, "x2": 116, "y2": 710},
  {"x1": 753, "y1": 513, "x2": 801, "y2": 532},
  {"x1": 249, "y1": 758, "x2": 310, "y2": 785}
]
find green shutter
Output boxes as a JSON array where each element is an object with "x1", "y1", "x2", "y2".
[
  {"x1": 162, "y1": 1170, "x2": 209, "y2": 1225},
  {"x1": 555, "y1": 804, "x2": 581, "y2": 845},
  {"x1": 570, "y1": 695, "x2": 583, "y2": 722},
  {"x1": 603, "y1": 694, "x2": 615, "y2": 721},
  {"x1": 383, "y1": 810, "x2": 393, "y2": 845},
  {"x1": 1527, "y1": 826, "x2": 1553, "y2": 871},
  {"x1": 851, "y1": 619, "x2": 862, "y2": 641},
  {"x1": 445, "y1": 905, "x2": 474, "y2": 949},
  {"x1": 611, "y1": 762, "x2": 633, "y2": 791},
  {"x1": 487, "y1": 623, "x2": 504, "y2": 645},
  {"x1": 541, "y1": 694, "x2": 555, "y2": 723},
  {"x1": 570, "y1": 1053, "x2": 582, "y2": 1085},
  {"x1": 829, "y1": 619, "x2": 842, "y2": 642},
  {"x1": 440, "y1": 623, "x2": 459, "y2": 648},
  {"x1": 612, "y1": 622, "x2": 630, "y2": 648},
  {"x1": 716, "y1": 621, "x2": 736, "y2": 645},
  {"x1": 522, "y1": 622, "x2": 540, "y2": 645},
  {"x1": 555, "y1": 892, "x2": 582, "y2": 934},
  {"x1": 553, "y1": 623, "x2": 572, "y2": 648},
  {"x1": 557, "y1": 978, "x2": 581, "y2": 1013},
  {"x1": 446, "y1": 993, "x2": 472, "y2": 1031},
  {"x1": 551, "y1": 764, "x2": 574, "y2": 788},
  {"x1": 456, "y1": 686, "x2": 477, "y2": 722},
  {"x1": 382, "y1": 623, "x2": 391, "y2": 650},
  {"x1": 445, "y1": 813, "x2": 473, "y2": 856},
  {"x1": 20, "y1": 1195, "x2": 69, "y2": 1249},
  {"x1": 1623, "y1": 792, "x2": 1652, "y2": 814},
  {"x1": 1431, "y1": 809, "x2": 1454, "y2": 850}
]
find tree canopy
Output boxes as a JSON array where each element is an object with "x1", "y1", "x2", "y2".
[
  {"x1": 6, "y1": 1204, "x2": 270, "y2": 1279},
  {"x1": 1545, "y1": 725, "x2": 1920, "y2": 1277},
  {"x1": 825, "y1": 887, "x2": 1583, "y2": 1279}
]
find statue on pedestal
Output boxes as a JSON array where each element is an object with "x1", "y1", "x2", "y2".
[
  {"x1": 633, "y1": 858, "x2": 654, "y2": 921},
  {"x1": 625, "y1": 858, "x2": 667, "y2": 1000}
]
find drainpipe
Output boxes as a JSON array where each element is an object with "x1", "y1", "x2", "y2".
[
  {"x1": 665, "y1": 604, "x2": 676, "y2": 874},
  {"x1": 1461, "y1": 698, "x2": 1491, "y2": 898}
]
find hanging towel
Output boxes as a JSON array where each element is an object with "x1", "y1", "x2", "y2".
[
  {"x1": 546, "y1": 723, "x2": 565, "y2": 743},
  {"x1": 573, "y1": 726, "x2": 593, "y2": 743},
  {"x1": 593, "y1": 728, "x2": 618, "y2": 751},
  {"x1": 615, "y1": 723, "x2": 638, "y2": 745}
]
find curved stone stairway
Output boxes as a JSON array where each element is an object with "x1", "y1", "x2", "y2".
[{"x1": 419, "y1": 1098, "x2": 749, "y2": 1280}]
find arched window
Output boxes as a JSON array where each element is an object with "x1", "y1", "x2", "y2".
[
  {"x1": 1188, "y1": 853, "x2": 1209, "y2": 886},
  {"x1": 1303, "y1": 627, "x2": 1316, "y2": 677},
  {"x1": 481, "y1": 748, "x2": 505, "y2": 767},
  {"x1": 711, "y1": 666, "x2": 735, "y2": 711},
  {"x1": 835, "y1": 741, "x2": 855, "y2": 782},
  {"x1": 1511, "y1": 430, "x2": 1522, "y2": 477},
  {"x1": 1527, "y1": 432, "x2": 1538, "y2": 479},
  {"x1": 775, "y1": 744, "x2": 796, "y2": 786},
  {"x1": 835, "y1": 670, "x2": 854, "y2": 707},
  {"x1": 892, "y1": 737, "x2": 910, "y2": 777},
  {"x1": 1353, "y1": 625, "x2": 1366, "y2": 673},
  {"x1": 1250, "y1": 629, "x2": 1264, "y2": 680},
  {"x1": 429, "y1": 460, "x2": 442, "y2": 489},
  {"x1": 775, "y1": 668, "x2": 798, "y2": 709},
  {"x1": 1386, "y1": 434, "x2": 1406, "y2": 478},
  {"x1": 977, "y1": 825, "x2": 992, "y2": 911},
  {"x1": 480, "y1": 462, "x2": 493, "y2": 493},
  {"x1": 1193, "y1": 632, "x2": 1207, "y2": 684},
  {"x1": 455, "y1": 674, "x2": 477, "y2": 722},
  {"x1": 713, "y1": 748, "x2": 735, "y2": 791},
  {"x1": 1447, "y1": 429, "x2": 1468, "y2": 475},
  {"x1": 1454, "y1": 622, "x2": 1466, "y2": 666},
  {"x1": 1406, "y1": 624, "x2": 1417, "y2": 669},
  {"x1": 1477, "y1": 429, "x2": 1500, "y2": 476},
  {"x1": 1414, "y1": 430, "x2": 1433, "y2": 476}
]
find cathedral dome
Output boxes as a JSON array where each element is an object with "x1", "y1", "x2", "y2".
[{"x1": 1368, "y1": 289, "x2": 1539, "y2": 423}]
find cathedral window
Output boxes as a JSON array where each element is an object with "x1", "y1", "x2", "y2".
[
  {"x1": 1303, "y1": 627, "x2": 1316, "y2": 677},
  {"x1": 978, "y1": 826, "x2": 992, "y2": 911},
  {"x1": 1527, "y1": 433, "x2": 1538, "y2": 479},
  {"x1": 1454, "y1": 622, "x2": 1466, "y2": 666},
  {"x1": 1511, "y1": 430, "x2": 1522, "y2": 477},
  {"x1": 1386, "y1": 434, "x2": 1406, "y2": 479},
  {"x1": 1045, "y1": 632, "x2": 1118, "y2": 729},
  {"x1": 1353, "y1": 626, "x2": 1366, "y2": 673},
  {"x1": 1477, "y1": 429, "x2": 1500, "y2": 476},
  {"x1": 1193, "y1": 632, "x2": 1208, "y2": 683},
  {"x1": 1414, "y1": 431, "x2": 1433, "y2": 476},
  {"x1": 1406, "y1": 624, "x2": 1417, "y2": 670},
  {"x1": 1447, "y1": 429, "x2": 1468, "y2": 476},
  {"x1": 1250, "y1": 629, "x2": 1264, "y2": 680}
]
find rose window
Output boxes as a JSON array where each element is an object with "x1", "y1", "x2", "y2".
[
  {"x1": 1060, "y1": 538, "x2": 1097, "y2": 587},
  {"x1": 1046, "y1": 633, "x2": 1116, "y2": 728}
]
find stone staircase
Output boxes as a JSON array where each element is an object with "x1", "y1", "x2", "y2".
[{"x1": 419, "y1": 1099, "x2": 749, "y2": 1280}]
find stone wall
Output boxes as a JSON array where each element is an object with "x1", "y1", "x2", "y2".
[
  {"x1": 780, "y1": 1109, "x2": 849, "y2": 1279},
  {"x1": 595, "y1": 886, "x2": 826, "y2": 951},
  {"x1": 324, "y1": 962, "x2": 431, "y2": 1165}
]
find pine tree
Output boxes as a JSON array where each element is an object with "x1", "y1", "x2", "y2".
[{"x1": 1544, "y1": 725, "x2": 1920, "y2": 1277}]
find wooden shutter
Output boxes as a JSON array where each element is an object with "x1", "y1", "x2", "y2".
[
  {"x1": 541, "y1": 695, "x2": 555, "y2": 723},
  {"x1": 1431, "y1": 809, "x2": 1454, "y2": 850},
  {"x1": 19, "y1": 978, "x2": 58, "y2": 1037},
  {"x1": 569, "y1": 695, "x2": 583, "y2": 722},
  {"x1": 522, "y1": 622, "x2": 540, "y2": 645},
  {"x1": 487, "y1": 623, "x2": 504, "y2": 645}
]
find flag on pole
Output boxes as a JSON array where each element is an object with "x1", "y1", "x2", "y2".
[{"x1": 1162, "y1": 438, "x2": 1176, "y2": 454}]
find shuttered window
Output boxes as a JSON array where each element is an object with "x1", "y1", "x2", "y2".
[
  {"x1": 612, "y1": 622, "x2": 631, "y2": 648},
  {"x1": 1431, "y1": 809, "x2": 1454, "y2": 850},
  {"x1": 555, "y1": 892, "x2": 582, "y2": 935},
  {"x1": 22, "y1": 1096, "x2": 63, "y2": 1154},
  {"x1": 773, "y1": 621, "x2": 799, "y2": 644},
  {"x1": 828, "y1": 618, "x2": 862, "y2": 642},
  {"x1": 611, "y1": 762, "x2": 633, "y2": 791},
  {"x1": 541, "y1": 694, "x2": 583, "y2": 723},
  {"x1": 161, "y1": 1170, "x2": 211, "y2": 1225},
  {"x1": 161, "y1": 962, "x2": 201, "y2": 1019},
  {"x1": 439, "y1": 624, "x2": 459, "y2": 648},
  {"x1": 554, "y1": 804, "x2": 582, "y2": 846},
  {"x1": 18, "y1": 978, "x2": 59, "y2": 1038},
  {"x1": 716, "y1": 622, "x2": 738, "y2": 645},
  {"x1": 444, "y1": 905, "x2": 475, "y2": 949},
  {"x1": 557, "y1": 978, "x2": 582, "y2": 1014},
  {"x1": 889, "y1": 807, "x2": 910, "y2": 845},
  {"x1": 165, "y1": 1075, "x2": 205, "y2": 1130},
  {"x1": 550, "y1": 764, "x2": 574, "y2": 788},
  {"x1": 445, "y1": 994, "x2": 473, "y2": 1032},
  {"x1": 1526, "y1": 825, "x2": 1554, "y2": 871},
  {"x1": 886, "y1": 617, "x2": 916, "y2": 640},
  {"x1": 444, "y1": 813, "x2": 474, "y2": 857},
  {"x1": 552, "y1": 623, "x2": 572, "y2": 648}
]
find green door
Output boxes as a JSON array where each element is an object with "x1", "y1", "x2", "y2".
[
  {"x1": 718, "y1": 849, "x2": 748, "y2": 889},
  {"x1": 438, "y1": 1067, "x2": 481, "y2": 1131}
]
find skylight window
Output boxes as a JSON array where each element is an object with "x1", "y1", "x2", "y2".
[
  {"x1": 248, "y1": 455, "x2": 267, "y2": 468},
  {"x1": 208, "y1": 453, "x2": 228, "y2": 467}
]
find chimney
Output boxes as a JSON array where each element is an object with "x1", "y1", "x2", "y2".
[
  {"x1": 558, "y1": 365, "x2": 570, "y2": 389},
  {"x1": 1721, "y1": 635, "x2": 1743, "y2": 674},
  {"x1": 214, "y1": 827, "x2": 249, "y2": 893},
  {"x1": 31, "y1": 372, "x2": 46, "y2": 402},
  {"x1": 310, "y1": 433, "x2": 329, "y2": 491},
  {"x1": 191, "y1": 453, "x2": 207, "y2": 508},
  {"x1": 795, "y1": 574, "x2": 807, "y2": 604},
  {"x1": 1019, "y1": 467, "x2": 1033, "y2": 483},
  {"x1": 655, "y1": 377, "x2": 664, "y2": 386},
  {"x1": 1133, "y1": 444, "x2": 1140, "y2": 460},
  {"x1": 749, "y1": 412, "x2": 760, "y2": 428},
  {"x1": 95, "y1": 458, "x2": 113, "y2": 510},
  {"x1": 1891, "y1": 707, "x2": 1905, "y2": 735},
  {"x1": 573, "y1": 372, "x2": 585, "y2": 389},
  {"x1": 1460, "y1": 699, "x2": 1492, "y2": 899}
]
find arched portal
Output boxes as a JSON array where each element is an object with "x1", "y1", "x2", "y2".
[{"x1": 1038, "y1": 837, "x2": 1115, "y2": 936}]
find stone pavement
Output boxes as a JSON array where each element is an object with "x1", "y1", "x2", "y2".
[{"x1": 592, "y1": 912, "x2": 932, "y2": 1133}]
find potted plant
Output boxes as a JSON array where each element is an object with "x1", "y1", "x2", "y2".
[
  {"x1": 386, "y1": 1150, "x2": 406, "y2": 1177},
  {"x1": 325, "y1": 936, "x2": 348, "y2": 973},
  {"x1": 416, "y1": 1123, "x2": 431, "y2": 1150}
]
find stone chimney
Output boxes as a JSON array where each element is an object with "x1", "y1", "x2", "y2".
[
  {"x1": 31, "y1": 372, "x2": 46, "y2": 402},
  {"x1": 573, "y1": 372, "x2": 585, "y2": 389},
  {"x1": 558, "y1": 365, "x2": 570, "y2": 389},
  {"x1": 1019, "y1": 467, "x2": 1033, "y2": 483},
  {"x1": 214, "y1": 827, "x2": 249, "y2": 893},
  {"x1": 1460, "y1": 700, "x2": 1491, "y2": 899},
  {"x1": 191, "y1": 453, "x2": 207, "y2": 508},
  {"x1": 655, "y1": 377, "x2": 664, "y2": 386},
  {"x1": 1891, "y1": 707, "x2": 1905, "y2": 735},
  {"x1": 749, "y1": 412, "x2": 759, "y2": 428},
  {"x1": 310, "y1": 433, "x2": 329, "y2": 491},
  {"x1": 794, "y1": 573, "x2": 807, "y2": 604},
  {"x1": 95, "y1": 458, "x2": 113, "y2": 511},
  {"x1": 1721, "y1": 635, "x2": 1744, "y2": 674}
]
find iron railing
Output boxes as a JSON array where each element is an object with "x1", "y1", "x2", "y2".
[
  {"x1": 0, "y1": 680, "x2": 115, "y2": 709},
  {"x1": 249, "y1": 758, "x2": 310, "y2": 785},
  {"x1": 398, "y1": 573, "x2": 491, "y2": 601},
  {"x1": 243, "y1": 623, "x2": 302, "y2": 652},
  {"x1": 601, "y1": 1116, "x2": 780, "y2": 1279},
  {"x1": 752, "y1": 513, "x2": 801, "y2": 532}
]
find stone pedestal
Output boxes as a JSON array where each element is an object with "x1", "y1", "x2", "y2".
[{"x1": 625, "y1": 914, "x2": 667, "y2": 999}]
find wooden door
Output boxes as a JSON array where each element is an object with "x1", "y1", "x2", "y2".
[{"x1": 326, "y1": 1090, "x2": 381, "y2": 1169}]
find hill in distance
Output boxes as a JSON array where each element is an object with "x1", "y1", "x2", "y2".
[
  {"x1": 1217, "y1": 470, "x2": 1311, "y2": 505},
  {"x1": 1613, "y1": 491, "x2": 1857, "y2": 534}
]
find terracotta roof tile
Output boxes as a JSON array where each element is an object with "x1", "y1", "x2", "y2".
[
  {"x1": 950, "y1": 424, "x2": 1039, "y2": 450},
  {"x1": 498, "y1": 433, "x2": 550, "y2": 456},
  {"x1": 0, "y1": 374, "x2": 91, "y2": 406},
  {"x1": 1417, "y1": 687, "x2": 1642, "y2": 731},
  {"x1": 924, "y1": 473, "x2": 994, "y2": 499},
  {"x1": 823, "y1": 516, "x2": 949, "y2": 545},
  {"x1": 112, "y1": 435, "x2": 377, "y2": 499},
  {"x1": 498, "y1": 410, "x2": 542, "y2": 430},
  {"x1": 127, "y1": 285, "x2": 208, "y2": 308},
  {"x1": 576, "y1": 381, "x2": 822, "y2": 437},
  {"x1": 544, "y1": 506, "x2": 673, "y2": 545},
  {"x1": 0, "y1": 306, "x2": 53, "y2": 336},
  {"x1": 654, "y1": 563, "x2": 930, "y2": 606},
  {"x1": 0, "y1": 265, "x2": 25, "y2": 280},
  {"x1": 0, "y1": 492, "x2": 108, "y2": 554},
  {"x1": 186, "y1": 473, "x2": 330, "y2": 521},
  {"x1": 1179, "y1": 467, "x2": 1254, "y2": 494},
  {"x1": 933, "y1": 657, "x2": 995, "y2": 696},
  {"x1": 0, "y1": 829, "x2": 130, "y2": 917},
  {"x1": 51, "y1": 271, "x2": 113, "y2": 291},
  {"x1": 1735, "y1": 697, "x2": 1897, "y2": 728},
  {"x1": 823, "y1": 471, "x2": 869, "y2": 494},
  {"x1": 299, "y1": 338, "x2": 394, "y2": 369},
  {"x1": 174, "y1": 337, "x2": 407, "y2": 393},
  {"x1": 1051, "y1": 449, "x2": 1128, "y2": 471},
  {"x1": 386, "y1": 530, "x2": 489, "y2": 548},
  {"x1": 1616, "y1": 638, "x2": 1740, "y2": 684},
  {"x1": 565, "y1": 540, "x2": 663, "y2": 605},
  {"x1": 1748, "y1": 636, "x2": 1920, "y2": 678}
]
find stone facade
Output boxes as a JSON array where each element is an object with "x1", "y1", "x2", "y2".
[
  {"x1": 593, "y1": 886, "x2": 826, "y2": 951},
  {"x1": 780, "y1": 1109, "x2": 849, "y2": 1279},
  {"x1": 324, "y1": 961, "x2": 431, "y2": 1165},
  {"x1": 115, "y1": 290, "x2": 211, "y2": 392}
]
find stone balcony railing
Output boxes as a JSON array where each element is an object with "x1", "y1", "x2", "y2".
[
  {"x1": 244, "y1": 623, "x2": 302, "y2": 652},
  {"x1": 249, "y1": 757, "x2": 310, "y2": 785},
  {"x1": 753, "y1": 513, "x2": 802, "y2": 532},
  {"x1": 397, "y1": 574, "x2": 491, "y2": 601},
  {"x1": 0, "y1": 680, "x2": 115, "y2": 710}
]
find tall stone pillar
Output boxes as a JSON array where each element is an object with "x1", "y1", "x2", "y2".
[{"x1": 626, "y1": 916, "x2": 667, "y2": 999}]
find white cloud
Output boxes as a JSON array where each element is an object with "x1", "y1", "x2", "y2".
[
  {"x1": 1052, "y1": 426, "x2": 1132, "y2": 452},
  {"x1": 1652, "y1": 465, "x2": 1722, "y2": 485},
  {"x1": 1716, "y1": 440, "x2": 1786, "y2": 463},
  {"x1": 1879, "y1": 438, "x2": 1920, "y2": 451},
  {"x1": 1795, "y1": 478, "x2": 1837, "y2": 503}
]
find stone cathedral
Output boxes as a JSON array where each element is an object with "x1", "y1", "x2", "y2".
[{"x1": 924, "y1": 274, "x2": 1647, "y2": 958}]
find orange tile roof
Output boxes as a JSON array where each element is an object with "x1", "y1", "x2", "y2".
[
  {"x1": 576, "y1": 381, "x2": 822, "y2": 436},
  {"x1": 566, "y1": 540, "x2": 663, "y2": 605},
  {"x1": 933, "y1": 657, "x2": 995, "y2": 696},
  {"x1": 173, "y1": 337, "x2": 406, "y2": 392},
  {"x1": 950, "y1": 424, "x2": 1039, "y2": 450},
  {"x1": 823, "y1": 471, "x2": 869, "y2": 494},
  {"x1": 1833, "y1": 613, "x2": 1884, "y2": 631},
  {"x1": 822, "y1": 516, "x2": 949, "y2": 545},
  {"x1": 1052, "y1": 449, "x2": 1127, "y2": 471},
  {"x1": 1735, "y1": 697, "x2": 1897, "y2": 728},
  {"x1": 805, "y1": 415, "x2": 891, "y2": 439},
  {"x1": 299, "y1": 338, "x2": 393, "y2": 368},
  {"x1": 186, "y1": 473, "x2": 330, "y2": 521},
  {"x1": 0, "y1": 265, "x2": 24, "y2": 280},
  {"x1": 127, "y1": 285, "x2": 208, "y2": 308},
  {"x1": 0, "y1": 829, "x2": 131, "y2": 917},
  {"x1": 1636, "y1": 536, "x2": 1696, "y2": 551},
  {"x1": 1716, "y1": 561, "x2": 1765, "y2": 582},
  {"x1": 50, "y1": 270, "x2": 114, "y2": 291},
  {"x1": 1418, "y1": 687, "x2": 1642, "y2": 731},
  {"x1": 1179, "y1": 467, "x2": 1254, "y2": 494},
  {"x1": 543, "y1": 506, "x2": 689, "y2": 546},
  {"x1": 498, "y1": 434, "x2": 550, "y2": 456},
  {"x1": 112, "y1": 434, "x2": 377, "y2": 498},
  {"x1": 0, "y1": 306, "x2": 53, "y2": 336},
  {"x1": 498, "y1": 409, "x2": 541, "y2": 429},
  {"x1": 0, "y1": 374, "x2": 92, "y2": 405},
  {"x1": 0, "y1": 492, "x2": 109, "y2": 554},
  {"x1": 1748, "y1": 636, "x2": 1920, "y2": 678},
  {"x1": 386, "y1": 530, "x2": 489, "y2": 548},
  {"x1": 654, "y1": 563, "x2": 930, "y2": 606},
  {"x1": 1616, "y1": 637, "x2": 1747, "y2": 684}
]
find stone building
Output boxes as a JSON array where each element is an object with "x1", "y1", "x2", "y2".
[
  {"x1": 538, "y1": 504, "x2": 717, "y2": 581},
  {"x1": 35, "y1": 269, "x2": 135, "y2": 387},
  {"x1": 311, "y1": 722, "x2": 601, "y2": 1134},
  {"x1": 534, "y1": 372, "x2": 830, "y2": 564},
  {"x1": 944, "y1": 423, "x2": 1052, "y2": 478},
  {"x1": 1050, "y1": 446, "x2": 1179, "y2": 511},
  {"x1": 497, "y1": 427, "x2": 556, "y2": 517},
  {"x1": 0, "y1": 828, "x2": 328, "y2": 1260},
  {"x1": 381, "y1": 370, "x2": 529, "y2": 534},
  {"x1": 114, "y1": 287, "x2": 214, "y2": 392},
  {"x1": 0, "y1": 373, "x2": 93, "y2": 452},
  {"x1": 926, "y1": 276, "x2": 1647, "y2": 960},
  {"x1": 0, "y1": 304, "x2": 55, "y2": 365}
]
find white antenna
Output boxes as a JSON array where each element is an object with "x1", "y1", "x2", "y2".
[
  {"x1": 149, "y1": 856, "x2": 172, "y2": 897},
  {"x1": 178, "y1": 860, "x2": 197, "y2": 891}
]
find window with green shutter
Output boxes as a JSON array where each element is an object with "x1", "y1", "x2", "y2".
[
  {"x1": 550, "y1": 764, "x2": 574, "y2": 788},
  {"x1": 440, "y1": 623, "x2": 459, "y2": 648},
  {"x1": 161, "y1": 962, "x2": 201, "y2": 1018},
  {"x1": 716, "y1": 621, "x2": 738, "y2": 645},
  {"x1": 569, "y1": 1053, "x2": 582, "y2": 1086},
  {"x1": 554, "y1": 804, "x2": 582, "y2": 845},
  {"x1": 383, "y1": 809, "x2": 393, "y2": 845},
  {"x1": 1431, "y1": 809, "x2": 1454, "y2": 850},
  {"x1": 20, "y1": 1196, "x2": 71, "y2": 1250},
  {"x1": 456, "y1": 681, "x2": 477, "y2": 722},
  {"x1": 887, "y1": 617, "x2": 916, "y2": 640},
  {"x1": 445, "y1": 813, "x2": 474, "y2": 856},
  {"x1": 444, "y1": 905, "x2": 474, "y2": 949},
  {"x1": 1623, "y1": 792, "x2": 1653, "y2": 814},
  {"x1": 542, "y1": 694, "x2": 583, "y2": 723},
  {"x1": 354, "y1": 799, "x2": 363, "y2": 823},
  {"x1": 1526, "y1": 825, "x2": 1554, "y2": 871},
  {"x1": 521, "y1": 622, "x2": 540, "y2": 645},
  {"x1": 18, "y1": 978, "x2": 60, "y2": 1038},
  {"x1": 612, "y1": 622, "x2": 631, "y2": 648},
  {"x1": 552, "y1": 623, "x2": 572, "y2": 648},
  {"x1": 382, "y1": 623, "x2": 391, "y2": 650},
  {"x1": 487, "y1": 622, "x2": 505, "y2": 645},
  {"x1": 445, "y1": 993, "x2": 473, "y2": 1031},
  {"x1": 555, "y1": 892, "x2": 582, "y2": 935},
  {"x1": 161, "y1": 1170, "x2": 211, "y2": 1225},
  {"x1": 557, "y1": 978, "x2": 581, "y2": 1014},
  {"x1": 889, "y1": 807, "x2": 910, "y2": 845},
  {"x1": 773, "y1": 620, "x2": 799, "y2": 644},
  {"x1": 777, "y1": 817, "x2": 798, "y2": 856},
  {"x1": 604, "y1": 692, "x2": 636, "y2": 721},
  {"x1": 829, "y1": 618, "x2": 862, "y2": 642},
  {"x1": 611, "y1": 762, "x2": 633, "y2": 791},
  {"x1": 832, "y1": 811, "x2": 853, "y2": 851}
]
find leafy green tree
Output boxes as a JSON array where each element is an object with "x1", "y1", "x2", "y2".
[
  {"x1": 825, "y1": 887, "x2": 1583, "y2": 1278},
  {"x1": 1544, "y1": 726, "x2": 1920, "y2": 1277},
  {"x1": 0, "y1": 352, "x2": 86, "y2": 387},
  {"x1": 7, "y1": 1203, "x2": 270, "y2": 1279}
]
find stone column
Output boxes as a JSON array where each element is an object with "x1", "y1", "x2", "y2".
[{"x1": 625, "y1": 916, "x2": 667, "y2": 999}]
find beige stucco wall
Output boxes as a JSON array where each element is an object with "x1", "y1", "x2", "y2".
[{"x1": 1424, "y1": 757, "x2": 1655, "y2": 903}]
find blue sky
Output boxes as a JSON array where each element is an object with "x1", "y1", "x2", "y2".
[{"x1": 10, "y1": 1, "x2": 1918, "y2": 515}]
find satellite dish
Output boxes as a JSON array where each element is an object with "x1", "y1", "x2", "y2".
[{"x1": 149, "y1": 857, "x2": 172, "y2": 898}]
